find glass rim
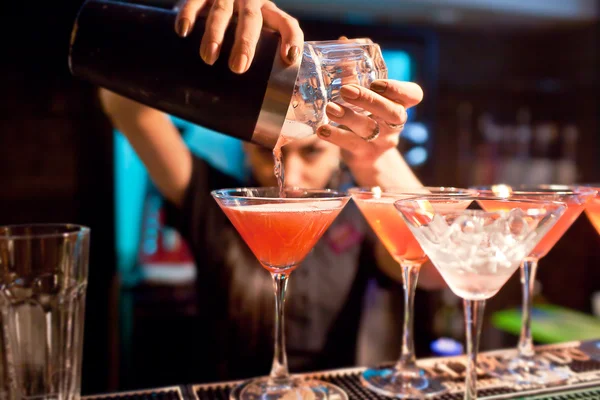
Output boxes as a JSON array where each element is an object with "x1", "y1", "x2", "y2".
[
  {"x1": 575, "y1": 184, "x2": 600, "y2": 192},
  {"x1": 470, "y1": 184, "x2": 596, "y2": 197},
  {"x1": 211, "y1": 187, "x2": 350, "y2": 201},
  {"x1": 0, "y1": 223, "x2": 91, "y2": 240},
  {"x1": 393, "y1": 195, "x2": 567, "y2": 215},
  {"x1": 348, "y1": 186, "x2": 478, "y2": 197},
  {"x1": 305, "y1": 38, "x2": 374, "y2": 46}
]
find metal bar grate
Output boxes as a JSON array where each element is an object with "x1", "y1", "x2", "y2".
[{"x1": 85, "y1": 341, "x2": 600, "y2": 400}]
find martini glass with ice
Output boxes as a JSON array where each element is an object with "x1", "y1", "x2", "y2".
[
  {"x1": 212, "y1": 187, "x2": 350, "y2": 400},
  {"x1": 394, "y1": 196, "x2": 566, "y2": 400}
]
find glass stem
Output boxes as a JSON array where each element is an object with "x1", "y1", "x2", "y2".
[
  {"x1": 518, "y1": 258, "x2": 538, "y2": 359},
  {"x1": 463, "y1": 299, "x2": 485, "y2": 400},
  {"x1": 394, "y1": 263, "x2": 420, "y2": 372},
  {"x1": 269, "y1": 272, "x2": 291, "y2": 386}
]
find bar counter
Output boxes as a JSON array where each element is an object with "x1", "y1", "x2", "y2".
[{"x1": 85, "y1": 340, "x2": 600, "y2": 400}]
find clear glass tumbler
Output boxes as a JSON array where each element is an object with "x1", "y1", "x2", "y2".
[
  {"x1": 0, "y1": 224, "x2": 90, "y2": 400},
  {"x1": 281, "y1": 38, "x2": 388, "y2": 141}
]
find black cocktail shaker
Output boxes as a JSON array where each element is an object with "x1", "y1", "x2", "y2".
[{"x1": 69, "y1": 0, "x2": 298, "y2": 148}]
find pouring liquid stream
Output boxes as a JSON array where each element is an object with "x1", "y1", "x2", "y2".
[
  {"x1": 274, "y1": 114, "x2": 321, "y2": 197},
  {"x1": 273, "y1": 135, "x2": 292, "y2": 198}
]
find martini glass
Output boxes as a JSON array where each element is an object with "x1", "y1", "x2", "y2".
[
  {"x1": 212, "y1": 187, "x2": 350, "y2": 400},
  {"x1": 472, "y1": 184, "x2": 597, "y2": 387},
  {"x1": 349, "y1": 187, "x2": 477, "y2": 398},
  {"x1": 394, "y1": 196, "x2": 566, "y2": 400}
]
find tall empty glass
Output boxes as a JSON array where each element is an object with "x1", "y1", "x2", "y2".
[{"x1": 0, "y1": 225, "x2": 90, "y2": 400}]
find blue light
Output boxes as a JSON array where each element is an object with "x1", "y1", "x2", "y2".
[
  {"x1": 173, "y1": 116, "x2": 247, "y2": 181},
  {"x1": 405, "y1": 147, "x2": 428, "y2": 166},
  {"x1": 381, "y1": 50, "x2": 412, "y2": 82},
  {"x1": 143, "y1": 239, "x2": 157, "y2": 255},
  {"x1": 114, "y1": 132, "x2": 149, "y2": 286},
  {"x1": 343, "y1": 12, "x2": 374, "y2": 25},
  {"x1": 402, "y1": 123, "x2": 429, "y2": 144},
  {"x1": 431, "y1": 337, "x2": 464, "y2": 356}
]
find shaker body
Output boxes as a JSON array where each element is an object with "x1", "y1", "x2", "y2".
[{"x1": 69, "y1": 0, "x2": 298, "y2": 149}]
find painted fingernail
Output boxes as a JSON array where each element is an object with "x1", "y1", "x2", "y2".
[
  {"x1": 176, "y1": 18, "x2": 191, "y2": 38},
  {"x1": 318, "y1": 126, "x2": 331, "y2": 138},
  {"x1": 340, "y1": 85, "x2": 360, "y2": 100},
  {"x1": 286, "y1": 45, "x2": 300, "y2": 64},
  {"x1": 326, "y1": 103, "x2": 345, "y2": 118},
  {"x1": 202, "y1": 42, "x2": 220, "y2": 65},
  {"x1": 370, "y1": 80, "x2": 387, "y2": 94},
  {"x1": 230, "y1": 54, "x2": 249, "y2": 74}
]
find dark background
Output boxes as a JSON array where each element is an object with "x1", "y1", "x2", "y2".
[
  {"x1": 0, "y1": 0, "x2": 598, "y2": 395},
  {"x1": 1, "y1": 0, "x2": 119, "y2": 394}
]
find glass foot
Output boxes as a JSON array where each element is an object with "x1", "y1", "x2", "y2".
[
  {"x1": 483, "y1": 354, "x2": 573, "y2": 388},
  {"x1": 230, "y1": 376, "x2": 348, "y2": 400},
  {"x1": 360, "y1": 366, "x2": 448, "y2": 398}
]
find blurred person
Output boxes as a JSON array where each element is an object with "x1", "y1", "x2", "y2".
[{"x1": 100, "y1": 0, "x2": 443, "y2": 382}]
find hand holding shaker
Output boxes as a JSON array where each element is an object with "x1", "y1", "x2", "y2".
[
  {"x1": 0, "y1": 225, "x2": 90, "y2": 400},
  {"x1": 68, "y1": 0, "x2": 387, "y2": 148}
]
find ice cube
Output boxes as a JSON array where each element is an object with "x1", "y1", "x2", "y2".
[
  {"x1": 460, "y1": 219, "x2": 476, "y2": 234},
  {"x1": 424, "y1": 214, "x2": 452, "y2": 243},
  {"x1": 507, "y1": 209, "x2": 530, "y2": 237}
]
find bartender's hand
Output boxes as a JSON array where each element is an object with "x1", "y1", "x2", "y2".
[
  {"x1": 318, "y1": 80, "x2": 423, "y2": 165},
  {"x1": 317, "y1": 79, "x2": 424, "y2": 188},
  {"x1": 174, "y1": 0, "x2": 303, "y2": 74}
]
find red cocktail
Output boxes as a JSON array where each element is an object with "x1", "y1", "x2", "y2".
[
  {"x1": 221, "y1": 201, "x2": 344, "y2": 272},
  {"x1": 213, "y1": 188, "x2": 350, "y2": 400}
]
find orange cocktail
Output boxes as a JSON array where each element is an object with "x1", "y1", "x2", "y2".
[
  {"x1": 354, "y1": 197, "x2": 426, "y2": 265},
  {"x1": 473, "y1": 185, "x2": 596, "y2": 388},
  {"x1": 583, "y1": 186, "x2": 600, "y2": 235}
]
